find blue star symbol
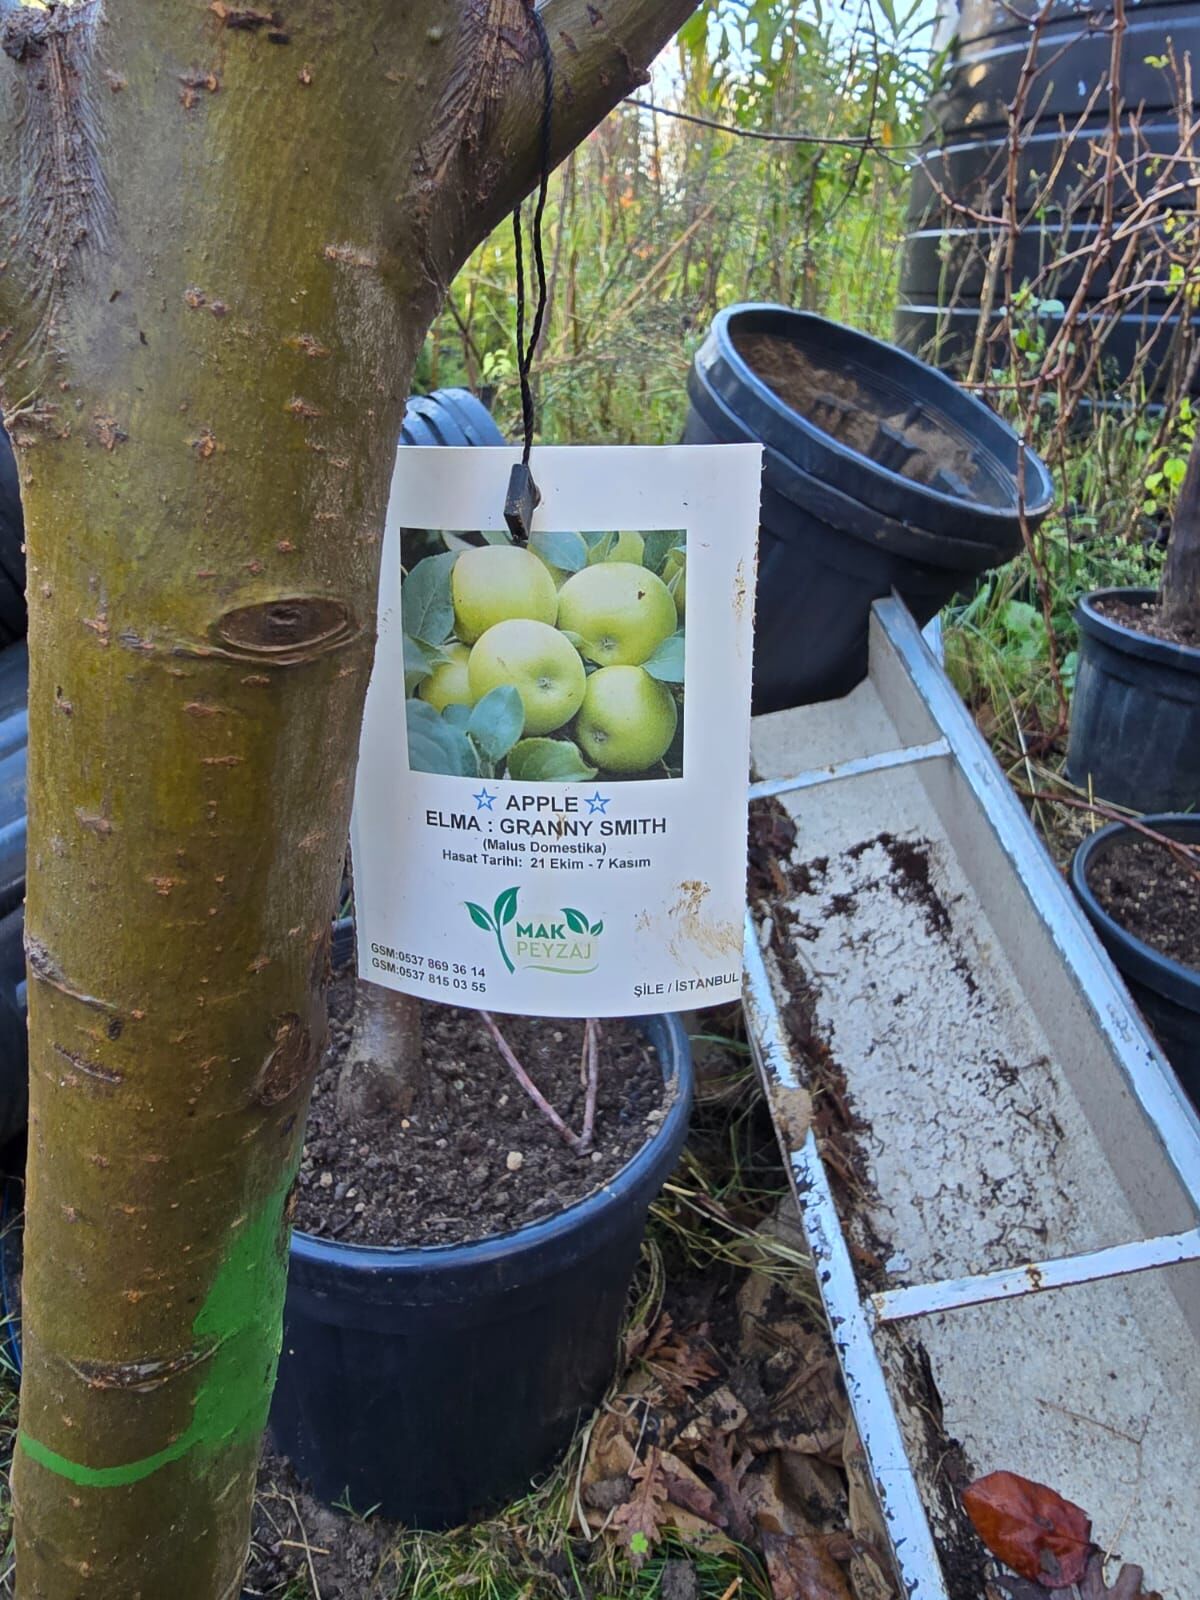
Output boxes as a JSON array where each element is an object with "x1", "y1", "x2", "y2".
[
  {"x1": 473, "y1": 787, "x2": 497, "y2": 812},
  {"x1": 585, "y1": 790, "x2": 611, "y2": 815}
]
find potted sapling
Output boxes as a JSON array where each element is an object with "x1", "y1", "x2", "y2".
[{"x1": 1067, "y1": 422, "x2": 1200, "y2": 812}]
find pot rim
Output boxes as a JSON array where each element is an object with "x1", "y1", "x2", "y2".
[
  {"x1": 1071, "y1": 815, "x2": 1200, "y2": 998},
  {"x1": 289, "y1": 1009, "x2": 693, "y2": 1274},
  {"x1": 699, "y1": 302, "x2": 1055, "y2": 526},
  {"x1": 1076, "y1": 587, "x2": 1200, "y2": 677},
  {"x1": 697, "y1": 371, "x2": 1017, "y2": 571}
]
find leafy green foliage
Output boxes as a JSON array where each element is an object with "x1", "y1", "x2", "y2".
[
  {"x1": 466, "y1": 687, "x2": 524, "y2": 763},
  {"x1": 643, "y1": 632, "x2": 686, "y2": 684},
  {"x1": 506, "y1": 737, "x2": 598, "y2": 783},
  {"x1": 415, "y1": 0, "x2": 941, "y2": 447},
  {"x1": 406, "y1": 700, "x2": 480, "y2": 778},
  {"x1": 402, "y1": 552, "x2": 456, "y2": 648}
]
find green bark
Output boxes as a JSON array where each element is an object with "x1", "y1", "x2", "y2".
[{"x1": 0, "y1": 1, "x2": 697, "y2": 1593}]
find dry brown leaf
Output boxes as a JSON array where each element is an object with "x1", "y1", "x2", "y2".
[
  {"x1": 963, "y1": 1472, "x2": 1091, "y2": 1589},
  {"x1": 610, "y1": 1447, "x2": 671, "y2": 1566},
  {"x1": 697, "y1": 1431, "x2": 756, "y2": 1544},
  {"x1": 1077, "y1": 1553, "x2": 1162, "y2": 1600},
  {"x1": 676, "y1": 1384, "x2": 749, "y2": 1448},
  {"x1": 845, "y1": 1541, "x2": 897, "y2": 1600},
  {"x1": 581, "y1": 1409, "x2": 637, "y2": 1490},
  {"x1": 641, "y1": 1314, "x2": 722, "y2": 1403},
  {"x1": 743, "y1": 1450, "x2": 804, "y2": 1538},
  {"x1": 659, "y1": 1449, "x2": 724, "y2": 1529},
  {"x1": 762, "y1": 1531, "x2": 855, "y2": 1600},
  {"x1": 744, "y1": 1359, "x2": 847, "y2": 1462}
]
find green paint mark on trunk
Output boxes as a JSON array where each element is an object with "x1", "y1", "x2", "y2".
[{"x1": 18, "y1": 1170, "x2": 294, "y2": 1489}]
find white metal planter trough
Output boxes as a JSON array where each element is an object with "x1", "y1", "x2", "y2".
[{"x1": 743, "y1": 598, "x2": 1200, "y2": 1599}]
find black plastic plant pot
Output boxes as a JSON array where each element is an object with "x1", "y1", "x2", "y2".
[
  {"x1": 684, "y1": 303, "x2": 1051, "y2": 712},
  {"x1": 683, "y1": 374, "x2": 1017, "y2": 711},
  {"x1": 1067, "y1": 587, "x2": 1200, "y2": 813},
  {"x1": 688, "y1": 303, "x2": 1054, "y2": 543},
  {"x1": 268, "y1": 1012, "x2": 694, "y2": 1529},
  {"x1": 1071, "y1": 816, "x2": 1200, "y2": 1111}
]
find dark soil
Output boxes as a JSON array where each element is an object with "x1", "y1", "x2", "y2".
[
  {"x1": 1094, "y1": 591, "x2": 1200, "y2": 649},
  {"x1": 293, "y1": 971, "x2": 668, "y2": 1247},
  {"x1": 1089, "y1": 834, "x2": 1200, "y2": 970},
  {"x1": 732, "y1": 331, "x2": 984, "y2": 500},
  {"x1": 746, "y1": 800, "x2": 882, "y2": 1273}
]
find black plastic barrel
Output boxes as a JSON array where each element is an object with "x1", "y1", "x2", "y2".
[
  {"x1": 269, "y1": 1013, "x2": 693, "y2": 1528},
  {"x1": 898, "y1": 0, "x2": 1200, "y2": 391},
  {"x1": 1072, "y1": 816, "x2": 1200, "y2": 1109},
  {"x1": 684, "y1": 304, "x2": 1053, "y2": 709},
  {"x1": 1067, "y1": 588, "x2": 1200, "y2": 812},
  {"x1": 399, "y1": 387, "x2": 504, "y2": 449}
]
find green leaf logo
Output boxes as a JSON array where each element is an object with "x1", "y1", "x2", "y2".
[
  {"x1": 463, "y1": 887, "x2": 519, "y2": 973},
  {"x1": 562, "y1": 907, "x2": 589, "y2": 935}
]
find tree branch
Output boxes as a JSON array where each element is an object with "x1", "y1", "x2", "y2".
[{"x1": 432, "y1": 0, "x2": 699, "y2": 284}]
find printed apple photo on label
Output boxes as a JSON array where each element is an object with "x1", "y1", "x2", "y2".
[
  {"x1": 351, "y1": 444, "x2": 761, "y2": 1020},
  {"x1": 402, "y1": 529, "x2": 686, "y2": 784}
]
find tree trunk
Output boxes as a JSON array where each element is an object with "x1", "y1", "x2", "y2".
[
  {"x1": 336, "y1": 983, "x2": 424, "y2": 1125},
  {"x1": 0, "y1": 2, "x2": 696, "y2": 1593},
  {"x1": 1162, "y1": 425, "x2": 1200, "y2": 633}
]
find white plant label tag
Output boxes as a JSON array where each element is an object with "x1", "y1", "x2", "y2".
[{"x1": 351, "y1": 443, "x2": 761, "y2": 1018}]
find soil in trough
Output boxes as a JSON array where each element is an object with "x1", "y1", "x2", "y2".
[
  {"x1": 1089, "y1": 834, "x2": 1200, "y2": 970},
  {"x1": 293, "y1": 968, "x2": 667, "y2": 1248},
  {"x1": 1093, "y1": 591, "x2": 1200, "y2": 649},
  {"x1": 747, "y1": 797, "x2": 994, "y2": 1600}
]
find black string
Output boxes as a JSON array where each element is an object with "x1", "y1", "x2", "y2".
[{"x1": 513, "y1": 2, "x2": 555, "y2": 473}]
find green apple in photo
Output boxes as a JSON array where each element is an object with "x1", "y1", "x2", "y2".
[
  {"x1": 662, "y1": 547, "x2": 686, "y2": 622},
  {"x1": 451, "y1": 544, "x2": 558, "y2": 644},
  {"x1": 605, "y1": 530, "x2": 645, "y2": 564},
  {"x1": 556, "y1": 561, "x2": 677, "y2": 666},
  {"x1": 416, "y1": 642, "x2": 475, "y2": 713},
  {"x1": 576, "y1": 665, "x2": 678, "y2": 773},
  {"x1": 468, "y1": 619, "x2": 587, "y2": 736}
]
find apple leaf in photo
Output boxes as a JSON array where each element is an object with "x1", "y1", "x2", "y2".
[
  {"x1": 643, "y1": 631, "x2": 686, "y2": 684},
  {"x1": 403, "y1": 633, "x2": 436, "y2": 695},
  {"x1": 467, "y1": 685, "x2": 525, "y2": 762},
  {"x1": 401, "y1": 550, "x2": 457, "y2": 646},
  {"x1": 406, "y1": 699, "x2": 479, "y2": 777},
  {"x1": 506, "y1": 738, "x2": 598, "y2": 783},
  {"x1": 532, "y1": 529, "x2": 588, "y2": 573},
  {"x1": 641, "y1": 530, "x2": 685, "y2": 574}
]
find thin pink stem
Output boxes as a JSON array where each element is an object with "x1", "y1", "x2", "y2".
[
  {"x1": 580, "y1": 1018, "x2": 601, "y2": 1153},
  {"x1": 480, "y1": 1011, "x2": 582, "y2": 1152}
]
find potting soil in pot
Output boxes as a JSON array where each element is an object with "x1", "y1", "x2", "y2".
[
  {"x1": 1093, "y1": 592, "x2": 1200, "y2": 650},
  {"x1": 731, "y1": 330, "x2": 982, "y2": 497},
  {"x1": 292, "y1": 967, "x2": 669, "y2": 1247},
  {"x1": 1087, "y1": 835, "x2": 1200, "y2": 970}
]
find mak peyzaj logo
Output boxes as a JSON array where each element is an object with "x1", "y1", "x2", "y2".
[{"x1": 465, "y1": 886, "x2": 604, "y2": 977}]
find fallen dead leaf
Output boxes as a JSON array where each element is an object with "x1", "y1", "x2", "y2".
[
  {"x1": 697, "y1": 1431, "x2": 756, "y2": 1544},
  {"x1": 761, "y1": 1530, "x2": 855, "y2": 1600},
  {"x1": 610, "y1": 1447, "x2": 671, "y2": 1566},
  {"x1": 963, "y1": 1472, "x2": 1092, "y2": 1590}
]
